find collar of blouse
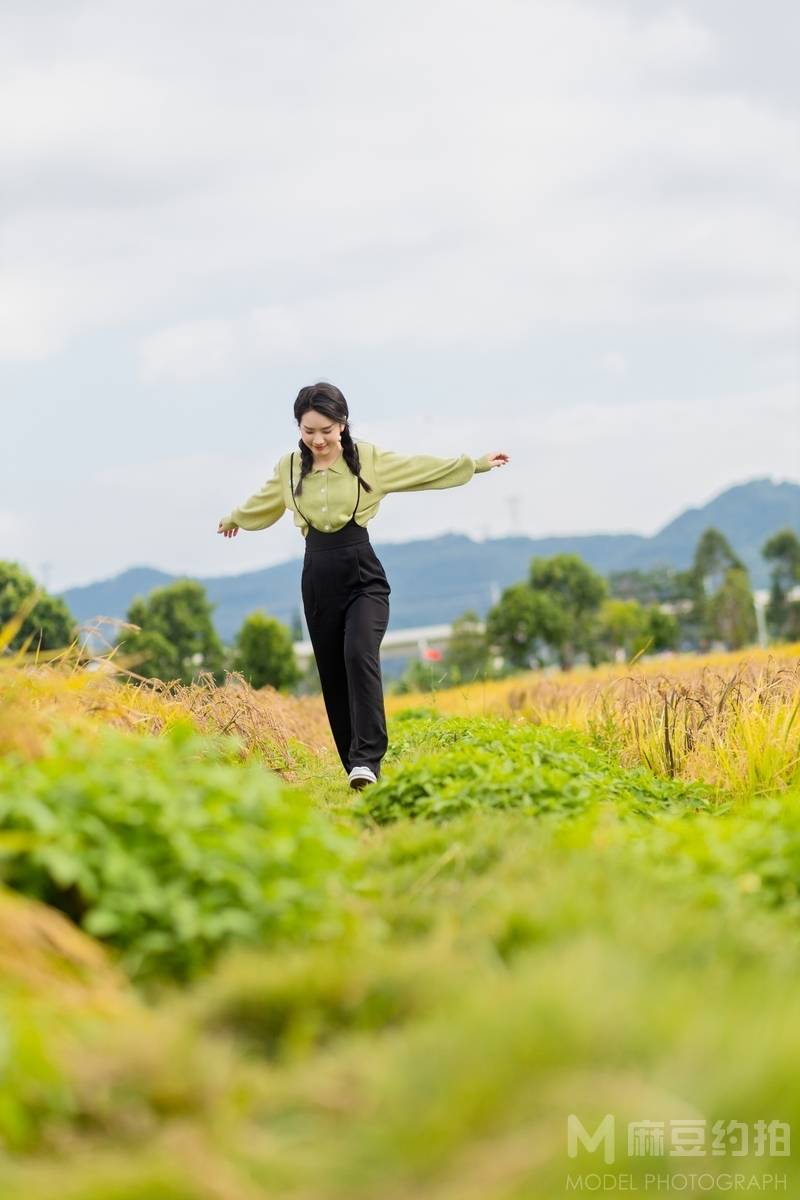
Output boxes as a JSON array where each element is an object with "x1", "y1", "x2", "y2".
[{"x1": 310, "y1": 449, "x2": 352, "y2": 474}]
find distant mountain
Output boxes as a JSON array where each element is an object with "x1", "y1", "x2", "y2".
[
  {"x1": 621, "y1": 478, "x2": 800, "y2": 577},
  {"x1": 62, "y1": 567, "x2": 175, "y2": 622},
  {"x1": 60, "y1": 477, "x2": 800, "y2": 642}
]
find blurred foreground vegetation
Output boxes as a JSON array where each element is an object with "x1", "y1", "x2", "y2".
[{"x1": 0, "y1": 615, "x2": 799, "y2": 1196}]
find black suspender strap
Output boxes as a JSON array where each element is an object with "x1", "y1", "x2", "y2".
[
  {"x1": 289, "y1": 452, "x2": 313, "y2": 527},
  {"x1": 289, "y1": 451, "x2": 362, "y2": 529}
]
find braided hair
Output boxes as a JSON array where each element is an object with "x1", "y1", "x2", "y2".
[{"x1": 292, "y1": 382, "x2": 374, "y2": 498}]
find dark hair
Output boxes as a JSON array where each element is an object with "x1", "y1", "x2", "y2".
[{"x1": 292, "y1": 382, "x2": 373, "y2": 497}]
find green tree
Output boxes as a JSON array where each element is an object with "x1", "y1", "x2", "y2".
[
  {"x1": 596, "y1": 598, "x2": 648, "y2": 660},
  {"x1": 528, "y1": 554, "x2": 608, "y2": 669},
  {"x1": 608, "y1": 566, "x2": 687, "y2": 605},
  {"x1": 599, "y1": 603, "x2": 680, "y2": 661},
  {"x1": 117, "y1": 579, "x2": 225, "y2": 684},
  {"x1": 706, "y1": 566, "x2": 757, "y2": 650},
  {"x1": 116, "y1": 628, "x2": 179, "y2": 679},
  {"x1": 642, "y1": 606, "x2": 681, "y2": 654},
  {"x1": 443, "y1": 609, "x2": 490, "y2": 683},
  {"x1": 762, "y1": 528, "x2": 800, "y2": 642},
  {"x1": 0, "y1": 561, "x2": 76, "y2": 656},
  {"x1": 691, "y1": 527, "x2": 744, "y2": 583},
  {"x1": 687, "y1": 528, "x2": 744, "y2": 650},
  {"x1": 392, "y1": 656, "x2": 449, "y2": 695},
  {"x1": 232, "y1": 611, "x2": 301, "y2": 691},
  {"x1": 485, "y1": 583, "x2": 567, "y2": 671}
]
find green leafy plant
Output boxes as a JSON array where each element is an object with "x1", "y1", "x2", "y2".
[
  {"x1": 361, "y1": 716, "x2": 712, "y2": 825},
  {"x1": 0, "y1": 721, "x2": 354, "y2": 983}
]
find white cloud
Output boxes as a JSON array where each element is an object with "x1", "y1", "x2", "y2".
[
  {"x1": 0, "y1": 0, "x2": 796, "y2": 367},
  {"x1": 0, "y1": 512, "x2": 44, "y2": 586},
  {"x1": 598, "y1": 351, "x2": 628, "y2": 379},
  {"x1": 2, "y1": 0, "x2": 797, "y2": 589},
  {"x1": 0, "y1": 510, "x2": 29, "y2": 558},
  {"x1": 0, "y1": 273, "x2": 76, "y2": 360},
  {"x1": 140, "y1": 319, "x2": 238, "y2": 382}
]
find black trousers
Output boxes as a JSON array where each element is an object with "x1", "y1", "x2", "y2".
[{"x1": 301, "y1": 518, "x2": 391, "y2": 777}]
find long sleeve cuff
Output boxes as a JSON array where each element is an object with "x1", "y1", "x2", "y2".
[{"x1": 473, "y1": 454, "x2": 493, "y2": 474}]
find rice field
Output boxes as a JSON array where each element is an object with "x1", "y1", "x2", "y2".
[{"x1": 387, "y1": 644, "x2": 800, "y2": 802}]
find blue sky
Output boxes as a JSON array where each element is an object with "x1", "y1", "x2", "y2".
[{"x1": 2, "y1": 0, "x2": 798, "y2": 591}]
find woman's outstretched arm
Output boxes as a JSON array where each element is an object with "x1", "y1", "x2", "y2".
[
  {"x1": 371, "y1": 446, "x2": 507, "y2": 494},
  {"x1": 217, "y1": 459, "x2": 286, "y2": 535}
]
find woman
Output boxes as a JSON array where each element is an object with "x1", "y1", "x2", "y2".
[{"x1": 218, "y1": 382, "x2": 510, "y2": 789}]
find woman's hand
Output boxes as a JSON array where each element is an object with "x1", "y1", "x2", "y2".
[
  {"x1": 486, "y1": 452, "x2": 510, "y2": 468},
  {"x1": 218, "y1": 519, "x2": 239, "y2": 538}
]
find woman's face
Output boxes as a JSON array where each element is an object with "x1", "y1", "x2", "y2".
[{"x1": 300, "y1": 410, "x2": 345, "y2": 458}]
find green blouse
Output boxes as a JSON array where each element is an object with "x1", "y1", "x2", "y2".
[{"x1": 220, "y1": 442, "x2": 493, "y2": 537}]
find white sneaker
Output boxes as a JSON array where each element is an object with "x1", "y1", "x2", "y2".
[{"x1": 348, "y1": 765, "x2": 378, "y2": 789}]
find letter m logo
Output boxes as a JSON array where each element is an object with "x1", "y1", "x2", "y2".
[{"x1": 567, "y1": 1114, "x2": 615, "y2": 1163}]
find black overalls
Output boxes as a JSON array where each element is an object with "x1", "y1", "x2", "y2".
[{"x1": 291, "y1": 453, "x2": 391, "y2": 779}]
